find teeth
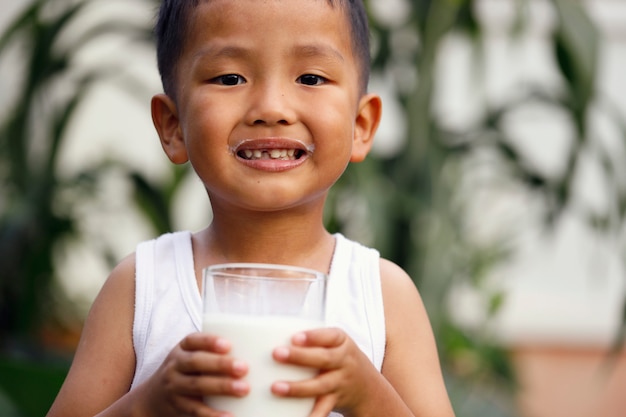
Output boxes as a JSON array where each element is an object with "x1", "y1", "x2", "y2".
[{"x1": 240, "y1": 149, "x2": 301, "y2": 161}]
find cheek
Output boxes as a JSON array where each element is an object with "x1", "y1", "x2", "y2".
[
  {"x1": 179, "y1": 112, "x2": 230, "y2": 173},
  {"x1": 313, "y1": 102, "x2": 357, "y2": 152},
  {"x1": 181, "y1": 99, "x2": 231, "y2": 146}
]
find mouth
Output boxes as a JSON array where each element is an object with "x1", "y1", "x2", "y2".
[
  {"x1": 231, "y1": 138, "x2": 314, "y2": 162},
  {"x1": 238, "y1": 148, "x2": 307, "y2": 161}
]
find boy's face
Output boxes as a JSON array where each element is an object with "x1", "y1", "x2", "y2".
[{"x1": 152, "y1": 0, "x2": 381, "y2": 213}]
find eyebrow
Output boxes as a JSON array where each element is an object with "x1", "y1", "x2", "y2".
[
  {"x1": 193, "y1": 45, "x2": 252, "y2": 61},
  {"x1": 290, "y1": 43, "x2": 345, "y2": 63},
  {"x1": 193, "y1": 43, "x2": 345, "y2": 63}
]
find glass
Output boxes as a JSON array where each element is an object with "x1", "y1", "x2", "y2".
[{"x1": 202, "y1": 263, "x2": 328, "y2": 417}]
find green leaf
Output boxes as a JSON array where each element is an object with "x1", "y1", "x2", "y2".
[{"x1": 551, "y1": 0, "x2": 599, "y2": 113}]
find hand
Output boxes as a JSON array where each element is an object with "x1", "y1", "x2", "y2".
[
  {"x1": 137, "y1": 332, "x2": 250, "y2": 417},
  {"x1": 270, "y1": 327, "x2": 378, "y2": 417}
]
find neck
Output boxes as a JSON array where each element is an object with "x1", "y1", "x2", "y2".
[{"x1": 193, "y1": 203, "x2": 336, "y2": 274}]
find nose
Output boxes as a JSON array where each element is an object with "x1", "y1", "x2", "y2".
[{"x1": 244, "y1": 81, "x2": 296, "y2": 126}]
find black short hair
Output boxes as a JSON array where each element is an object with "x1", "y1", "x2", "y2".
[{"x1": 154, "y1": 0, "x2": 371, "y2": 100}]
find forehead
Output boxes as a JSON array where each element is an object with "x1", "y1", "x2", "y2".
[{"x1": 183, "y1": 0, "x2": 354, "y2": 57}]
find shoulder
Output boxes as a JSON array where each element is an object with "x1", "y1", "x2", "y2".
[
  {"x1": 378, "y1": 257, "x2": 421, "y2": 302},
  {"x1": 377, "y1": 257, "x2": 432, "y2": 345},
  {"x1": 82, "y1": 253, "x2": 136, "y2": 349},
  {"x1": 337, "y1": 236, "x2": 419, "y2": 305},
  {"x1": 100, "y1": 253, "x2": 136, "y2": 302}
]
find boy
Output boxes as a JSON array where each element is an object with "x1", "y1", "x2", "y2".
[{"x1": 47, "y1": 0, "x2": 455, "y2": 416}]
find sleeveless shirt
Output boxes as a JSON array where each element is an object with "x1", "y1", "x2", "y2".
[{"x1": 131, "y1": 231, "x2": 386, "y2": 416}]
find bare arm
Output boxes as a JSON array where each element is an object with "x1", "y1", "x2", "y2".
[
  {"x1": 377, "y1": 258, "x2": 455, "y2": 417},
  {"x1": 47, "y1": 255, "x2": 137, "y2": 417},
  {"x1": 47, "y1": 254, "x2": 251, "y2": 417},
  {"x1": 270, "y1": 258, "x2": 455, "y2": 417}
]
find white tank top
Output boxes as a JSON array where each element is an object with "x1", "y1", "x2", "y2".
[{"x1": 131, "y1": 231, "x2": 386, "y2": 416}]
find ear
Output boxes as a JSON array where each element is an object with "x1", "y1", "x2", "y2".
[
  {"x1": 350, "y1": 93, "x2": 382, "y2": 163},
  {"x1": 151, "y1": 94, "x2": 189, "y2": 164}
]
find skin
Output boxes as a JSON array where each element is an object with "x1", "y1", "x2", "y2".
[{"x1": 46, "y1": 1, "x2": 456, "y2": 417}]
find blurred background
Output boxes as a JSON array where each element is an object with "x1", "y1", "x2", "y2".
[{"x1": 1, "y1": 0, "x2": 625, "y2": 416}]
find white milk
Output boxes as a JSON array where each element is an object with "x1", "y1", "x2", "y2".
[{"x1": 203, "y1": 313, "x2": 324, "y2": 417}]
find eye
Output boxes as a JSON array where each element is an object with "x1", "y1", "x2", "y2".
[
  {"x1": 297, "y1": 74, "x2": 326, "y2": 86},
  {"x1": 211, "y1": 74, "x2": 246, "y2": 86}
]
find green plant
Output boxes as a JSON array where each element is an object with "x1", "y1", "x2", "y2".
[
  {"x1": 0, "y1": 0, "x2": 93, "y2": 350},
  {"x1": 0, "y1": 0, "x2": 156, "y2": 349},
  {"x1": 0, "y1": 0, "x2": 153, "y2": 414}
]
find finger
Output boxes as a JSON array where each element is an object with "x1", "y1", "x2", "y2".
[
  {"x1": 273, "y1": 344, "x2": 340, "y2": 370},
  {"x1": 308, "y1": 395, "x2": 338, "y2": 417},
  {"x1": 175, "y1": 373, "x2": 251, "y2": 398},
  {"x1": 271, "y1": 371, "x2": 336, "y2": 398},
  {"x1": 177, "y1": 350, "x2": 249, "y2": 377},
  {"x1": 292, "y1": 327, "x2": 345, "y2": 348},
  {"x1": 180, "y1": 332, "x2": 232, "y2": 354},
  {"x1": 174, "y1": 395, "x2": 233, "y2": 417}
]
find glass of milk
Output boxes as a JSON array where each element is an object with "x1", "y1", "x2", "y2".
[{"x1": 202, "y1": 263, "x2": 327, "y2": 417}]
